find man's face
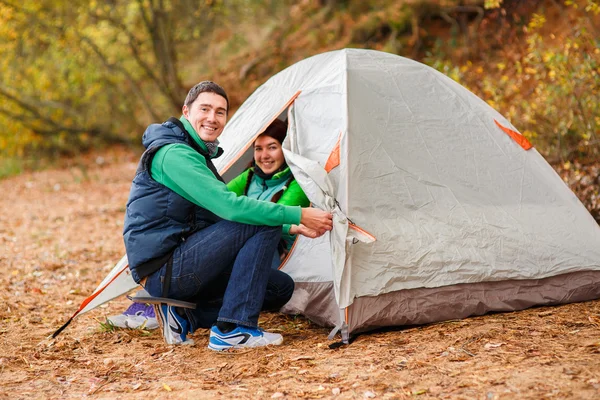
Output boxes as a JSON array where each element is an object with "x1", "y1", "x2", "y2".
[{"x1": 182, "y1": 92, "x2": 228, "y2": 142}]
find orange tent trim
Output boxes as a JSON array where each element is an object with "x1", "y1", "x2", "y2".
[
  {"x1": 494, "y1": 119, "x2": 533, "y2": 151},
  {"x1": 324, "y1": 133, "x2": 342, "y2": 172},
  {"x1": 277, "y1": 233, "x2": 300, "y2": 271},
  {"x1": 348, "y1": 222, "x2": 377, "y2": 242},
  {"x1": 219, "y1": 90, "x2": 302, "y2": 176}
]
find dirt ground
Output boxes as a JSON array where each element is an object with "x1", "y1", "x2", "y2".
[{"x1": 1, "y1": 147, "x2": 599, "y2": 400}]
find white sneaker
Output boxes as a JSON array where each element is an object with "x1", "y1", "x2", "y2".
[
  {"x1": 106, "y1": 303, "x2": 159, "y2": 329},
  {"x1": 154, "y1": 304, "x2": 194, "y2": 345},
  {"x1": 208, "y1": 325, "x2": 283, "y2": 351}
]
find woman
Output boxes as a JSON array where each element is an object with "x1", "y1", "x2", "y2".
[{"x1": 227, "y1": 118, "x2": 311, "y2": 266}]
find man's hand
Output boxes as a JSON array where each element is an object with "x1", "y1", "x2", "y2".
[{"x1": 300, "y1": 208, "x2": 333, "y2": 237}]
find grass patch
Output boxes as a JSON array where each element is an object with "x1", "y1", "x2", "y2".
[
  {"x1": 0, "y1": 155, "x2": 51, "y2": 180},
  {"x1": 96, "y1": 317, "x2": 155, "y2": 337},
  {"x1": 0, "y1": 157, "x2": 24, "y2": 179},
  {"x1": 97, "y1": 318, "x2": 119, "y2": 333}
]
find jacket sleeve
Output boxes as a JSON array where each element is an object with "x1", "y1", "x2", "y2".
[
  {"x1": 277, "y1": 179, "x2": 310, "y2": 208},
  {"x1": 226, "y1": 169, "x2": 250, "y2": 196},
  {"x1": 277, "y1": 178, "x2": 310, "y2": 240},
  {"x1": 151, "y1": 144, "x2": 301, "y2": 226}
]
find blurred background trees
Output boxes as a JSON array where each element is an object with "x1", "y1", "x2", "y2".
[{"x1": 0, "y1": 0, "x2": 598, "y2": 175}]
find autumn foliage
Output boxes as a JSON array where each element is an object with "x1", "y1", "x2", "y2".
[{"x1": 0, "y1": 0, "x2": 598, "y2": 176}]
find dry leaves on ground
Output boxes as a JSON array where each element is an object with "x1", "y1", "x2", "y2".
[{"x1": 1, "y1": 147, "x2": 599, "y2": 399}]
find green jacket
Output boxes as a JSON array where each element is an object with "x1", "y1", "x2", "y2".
[
  {"x1": 227, "y1": 166, "x2": 310, "y2": 249},
  {"x1": 149, "y1": 116, "x2": 302, "y2": 227}
]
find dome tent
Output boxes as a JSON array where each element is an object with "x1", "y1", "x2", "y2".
[
  {"x1": 55, "y1": 49, "x2": 600, "y2": 342},
  {"x1": 216, "y1": 48, "x2": 600, "y2": 341}
]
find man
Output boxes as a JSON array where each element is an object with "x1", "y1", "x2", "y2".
[{"x1": 123, "y1": 81, "x2": 333, "y2": 350}]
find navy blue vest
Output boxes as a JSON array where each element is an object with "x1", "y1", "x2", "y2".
[{"x1": 123, "y1": 118, "x2": 224, "y2": 282}]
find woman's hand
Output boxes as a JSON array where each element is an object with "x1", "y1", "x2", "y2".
[
  {"x1": 290, "y1": 224, "x2": 320, "y2": 238},
  {"x1": 300, "y1": 208, "x2": 333, "y2": 237}
]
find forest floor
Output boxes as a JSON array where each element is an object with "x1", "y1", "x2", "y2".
[{"x1": 1, "y1": 146, "x2": 600, "y2": 400}]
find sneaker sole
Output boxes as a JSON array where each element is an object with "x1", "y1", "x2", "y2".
[{"x1": 207, "y1": 335, "x2": 283, "y2": 351}]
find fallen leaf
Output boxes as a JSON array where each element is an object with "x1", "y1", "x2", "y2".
[
  {"x1": 291, "y1": 356, "x2": 314, "y2": 361},
  {"x1": 484, "y1": 343, "x2": 505, "y2": 350}
]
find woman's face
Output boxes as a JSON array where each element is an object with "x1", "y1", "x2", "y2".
[{"x1": 254, "y1": 135, "x2": 285, "y2": 175}]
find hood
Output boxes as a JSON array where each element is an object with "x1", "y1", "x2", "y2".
[{"x1": 141, "y1": 119, "x2": 189, "y2": 150}]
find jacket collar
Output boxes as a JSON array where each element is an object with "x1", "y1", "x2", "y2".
[{"x1": 179, "y1": 115, "x2": 221, "y2": 158}]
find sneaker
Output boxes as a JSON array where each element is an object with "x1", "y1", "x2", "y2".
[
  {"x1": 106, "y1": 302, "x2": 159, "y2": 330},
  {"x1": 154, "y1": 304, "x2": 194, "y2": 345},
  {"x1": 208, "y1": 325, "x2": 283, "y2": 351}
]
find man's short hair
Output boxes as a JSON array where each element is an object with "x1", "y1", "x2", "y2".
[{"x1": 184, "y1": 81, "x2": 229, "y2": 112}]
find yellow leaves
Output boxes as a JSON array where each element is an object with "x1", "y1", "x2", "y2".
[
  {"x1": 484, "y1": 0, "x2": 503, "y2": 9},
  {"x1": 460, "y1": 61, "x2": 473, "y2": 74},
  {"x1": 78, "y1": 133, "x2": 90, "y2": 143},
  {"x1": 585, "y1": 1, "x2": 600, "y2": 15},
  {"x1": 528, "y1": 14, "x2": 546, "y2": 30},
  {"x1": 523, "y1": 130, "x2": 538, "y2": 139},
  {"x1": 524, "y1": 67, "x2": 537, "y2": 75},
  {"x1": 0, "y1": 4, "x2": 15, "y2": 20},
  {"x1": 565, "y1": 0, "x2": 578, "y2": 9},
  {"x1": 4, "y1": 28, "x2": 18, "y2": 40},
  {"x1": 497, "y1": 62, "x2": 506, "y2": 71},
  {"x1": 542, "y1": 51, "x2": 553, "y2": 63}
]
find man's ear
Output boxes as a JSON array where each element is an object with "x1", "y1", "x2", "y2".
[{"x1": 182, "y1": 104, "x2": 189, "y2": 118}]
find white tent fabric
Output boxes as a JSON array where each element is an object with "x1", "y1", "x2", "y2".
[
  {"x1": 52, "y1": 255, "x2": 137, "y2": 337},
  {"x1": 58, "y1": 49, "x2": 600, "y2": 339},
  {"x1": 78, "y1": 255, "x2": 137, "y2": 315},
  {"x1": 214, "y1": 48, "x2": 600, "y2": 337}
]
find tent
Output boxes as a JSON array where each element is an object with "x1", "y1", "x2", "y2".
[{"x1": 55, "y1": 49, "x2": 600, "y2": 341}]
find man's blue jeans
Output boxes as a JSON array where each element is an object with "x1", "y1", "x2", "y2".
[
  {"x1": 188, "y1": 264, "x2": 294, "y2": 329},
  {"x1": 144, "y1": 220, "x2": 290, "y2": 331}
]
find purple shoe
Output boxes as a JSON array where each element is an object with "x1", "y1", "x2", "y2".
[{"x1": 107, "y1": 302, "x2": 159, "y2": 329}]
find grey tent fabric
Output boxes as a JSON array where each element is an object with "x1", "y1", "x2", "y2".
[{"x1": 215, "y1": 49, "x2": 600, "y2": 335}]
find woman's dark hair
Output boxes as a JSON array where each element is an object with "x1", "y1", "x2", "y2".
[
  {"x1": 259, "y1": 118, "x2": 287, "y2": 144},
  {"x1": 184, "y1": 81, "x2": 229, "y2": 113}
]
